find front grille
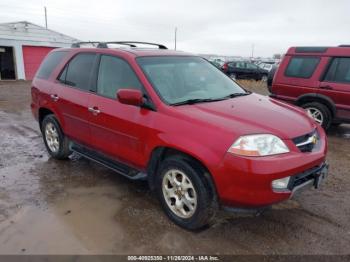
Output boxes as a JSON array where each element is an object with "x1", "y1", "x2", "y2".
[{"x1": 292, "y1": 129, "x2": 318, "y2": 152}]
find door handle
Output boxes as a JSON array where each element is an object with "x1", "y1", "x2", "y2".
[
  {"x1": 320, "y1": 85, "x2": 333, "y2": 90},
  {"x1": 50, "y1": 94, "x2": 59, "y2": 102},
  {"x1": 88, "y1": 107, "x2": 101, "y2": 115}
]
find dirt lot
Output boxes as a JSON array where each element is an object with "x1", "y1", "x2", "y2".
[{"x1": 0, "y1": 80, "x2": 349, "y2": 255}]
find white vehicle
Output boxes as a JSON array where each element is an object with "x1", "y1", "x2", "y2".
[{"x1": 259, "y1": 62, "x2": 274, "y2": 72}]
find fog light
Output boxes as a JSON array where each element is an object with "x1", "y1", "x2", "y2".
[{"x1": 272, "y1": 176, "x2": 291, "y2": 191}]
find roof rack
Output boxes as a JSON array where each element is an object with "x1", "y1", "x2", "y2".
[
  {"x1": 71, "y1": 42, "x2": 101, "y2": 48},
  {"x1": 71, "y1": 41, "x2": 168, "y2": 49}
]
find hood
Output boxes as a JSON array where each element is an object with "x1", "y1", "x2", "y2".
[{"x1": 173, "y1": 93, "x2": 316, "y2": 139}]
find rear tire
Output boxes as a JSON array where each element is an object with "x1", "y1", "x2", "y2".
[
  {"x1": 301, "y1": 102, "x2": 332, "y2": 130},
  {"x1": 155, "y1": 155, "x2": 217, "y2": 230},
  {"x1": 41, "y1": 114, "x2": 71, "y2": 159}
]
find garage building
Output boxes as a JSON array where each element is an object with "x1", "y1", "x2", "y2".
[{"x1": 0, "y1": 21, "x2": 79, "y2": 80}]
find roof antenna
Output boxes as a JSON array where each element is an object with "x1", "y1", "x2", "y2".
[
  {"x1": 44, "y1": 6, "x2": 48, "y2": 29},
  {"x1": 174, "y1": 27, "x2": 177, "y2": 50}
]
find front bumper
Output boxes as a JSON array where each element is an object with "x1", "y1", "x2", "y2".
[
  {"x1": 213, "y1": 126, "x2": 328, "y2": 208},
  {"x1": 288, "y1": 162, "x2": 328, "y2": 195}
]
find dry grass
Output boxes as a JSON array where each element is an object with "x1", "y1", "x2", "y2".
[{"x1": 237, "y1": 80, "x2": 269, "y2": 96}]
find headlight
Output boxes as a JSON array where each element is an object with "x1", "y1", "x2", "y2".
[{"x1": 228, "y1": 134, "x2": 290, "y2": 156}]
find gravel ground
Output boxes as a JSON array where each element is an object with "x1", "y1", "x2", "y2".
[{"x1": 0, "y1": 80, "x2": 349, "y2": 255}]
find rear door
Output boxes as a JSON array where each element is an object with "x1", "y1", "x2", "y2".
[
  {"x1": 246, "y1": 62, "x2": 261, "y2": 79},
  {"x1": 229, "y1": 62, "x2": 247, "y2": 78},
  {"x1": 50, "y1": 52, "x2": 97, "y2": 146},
  {"x1": 320, "y1": 57, "x2": 350, "y2": 120},
  {"x1": 88, "y1": 54, "x2": 151, "y2": 168}
]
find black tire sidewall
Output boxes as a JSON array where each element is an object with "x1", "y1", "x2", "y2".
[
  {"x1": 155, "y1": 156, "x2": 214, "y2": 230},
  {"x1": 41, "y1": 115, "x2": 69, "y2": 159}
]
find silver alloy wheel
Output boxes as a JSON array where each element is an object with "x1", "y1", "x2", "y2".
[
  {"x1": 162, "y1": 169, "x2": 197, "y2": 219},
  {"x1": 45, "y1": 122, "x2": 60, "y2": 153},
  {"x1": 306, "y1": 107, "x2": 324, "y2": 124},
  {"x1": 261, "y1": 75, "x2": 268, "y2": 81}
]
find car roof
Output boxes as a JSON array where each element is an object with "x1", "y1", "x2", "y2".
[
  {"x1": 54, "y1": 47, "x2": 194, "y2": 57},
  {"x1": 287, "y1": 46, "x2": 350, "y2": 57}
]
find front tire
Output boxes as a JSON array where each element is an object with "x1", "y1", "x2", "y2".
[
  {"x1": 302, "y1": 102, "x2": 332, "y2": 130},
  {"x1": 156, "y1": 156, "x2": 217, "y2": 230},
  {"x1": 41, "y1": 114, "x2": 71, "y2": 159}
]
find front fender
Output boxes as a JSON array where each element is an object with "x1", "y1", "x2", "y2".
[{"x1": 148, "y1": 133, "x2": 225, "y2": 174}]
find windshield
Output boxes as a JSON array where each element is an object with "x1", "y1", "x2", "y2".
[{"x1": 137, "y1": 56, "x2": 247, "y2": 105}]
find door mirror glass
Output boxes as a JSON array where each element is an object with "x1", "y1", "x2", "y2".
[{"x1": 117, "y1": 89, "x2": 143, "y2": 106}]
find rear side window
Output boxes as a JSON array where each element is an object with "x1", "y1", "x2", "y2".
[
  {"x1": 324, "y1": 57, "x2": 350, "y2": 84},
  {"x1": 36, "y1": 51, "x2": 67, "y2": 79},
  {"x1": 246, "y1": 63, "x2": 258, "y2": 69},
  {"x1": 230, "y1": 62, "x2": 245, "y2": 69},
  {"x1": 285, "y1": 57, "x2": 320, "y2": 78},
  {"x1": 97, "y1": 55, "x2": 142, "y2": 99},
  {"x1": 59, "y1": 53, "x2": 96, "y2": 91}
]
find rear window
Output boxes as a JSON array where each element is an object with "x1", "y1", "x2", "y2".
[
  {"x1": 324, "y1": 57, "x2": 350, "y2": 84},
  {"x1": 285, "y1": 57, "x2": 320, "y2": 78},
  {"x1": 36, "y1": 51, "x2": 68, "y2": 79}
]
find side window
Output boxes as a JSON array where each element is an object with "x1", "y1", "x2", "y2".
[
  {"x1": 246, "y1": 63, "x2": 258, "y2": 69},
  {"x1": 236, "y1": 62, "x2": 246, "y2": 69},
  {"x1": 58, "y1": 66, "x2": 67, "y2": 83},
  {"x1": 97, "y1": 55, "x2": 142, "y2": 99},
  {"x1": 324, "y1": 57, "x2": 350, "y2": 84},
  {"x1": 285, "y1": 57, "x2": 320, "y2": 78},
  {"x1": 36, "y1": 51, "x2": 67, "y2": 79},
  {"x1": 60, "y1": 53, "x2": 96, "y2": 91}
]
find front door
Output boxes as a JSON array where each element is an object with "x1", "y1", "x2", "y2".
[{"x1": 88, "y1": 54, "x2": 152, "y2": 168}]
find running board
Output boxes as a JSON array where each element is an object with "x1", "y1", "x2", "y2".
[{"x1": 71, "y1": 143, "x2": 147, "y2": 180}]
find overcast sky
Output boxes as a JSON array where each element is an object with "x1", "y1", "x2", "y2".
[{"x1": 0, "y1": 0, "x2": 349, "y2": 57}]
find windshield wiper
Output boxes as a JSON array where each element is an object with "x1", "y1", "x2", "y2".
[
  {"x1": 171, "y1": 92, "x2": 251, "y2": 106},
  {"x1": 171, "y1": 97, "x2": 226, "y2": 106},
  {"x1": 221, "y1": 92, "x2": 251, "y2": 99}
]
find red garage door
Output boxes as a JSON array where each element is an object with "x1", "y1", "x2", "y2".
[{"x1": 22, "y1": 46, "x2": 56, "y2": 80}]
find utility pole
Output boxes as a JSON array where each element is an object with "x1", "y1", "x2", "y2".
[
  {"x1": 174, "y1": 27, "x2": 177, "y2": 50},
  {"x1": 251, "y1": 43, "x2": 255, "y2": 59},
  {"x1": 44, "y1": 6, "x2": 48, "y2": 29}
]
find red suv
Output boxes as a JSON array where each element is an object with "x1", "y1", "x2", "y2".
[
  {"x1": 271, "y1": 46, "x2": 350, "y2": 130},
  {"x1": 31, "y1": 41, "x2": 328, "y2": 230}
]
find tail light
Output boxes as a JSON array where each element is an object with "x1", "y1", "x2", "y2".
[{"x1": 222, "y1": 63, "x2": 228, "y2": 71}]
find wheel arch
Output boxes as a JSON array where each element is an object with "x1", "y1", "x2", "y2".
[
  {"x1": 296, "y1": 93, "x2": 336, "y2": 117},
  {"x1": 38, "y1": 107, "x2": 55, "y2": 129},
  {"x1": 146, "y1": 146, "x2": 218, "y2": 201}
]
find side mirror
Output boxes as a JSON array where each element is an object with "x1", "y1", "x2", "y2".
[{"x1": 117, "y1": 89, "x2": 144, "y2": 106}]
